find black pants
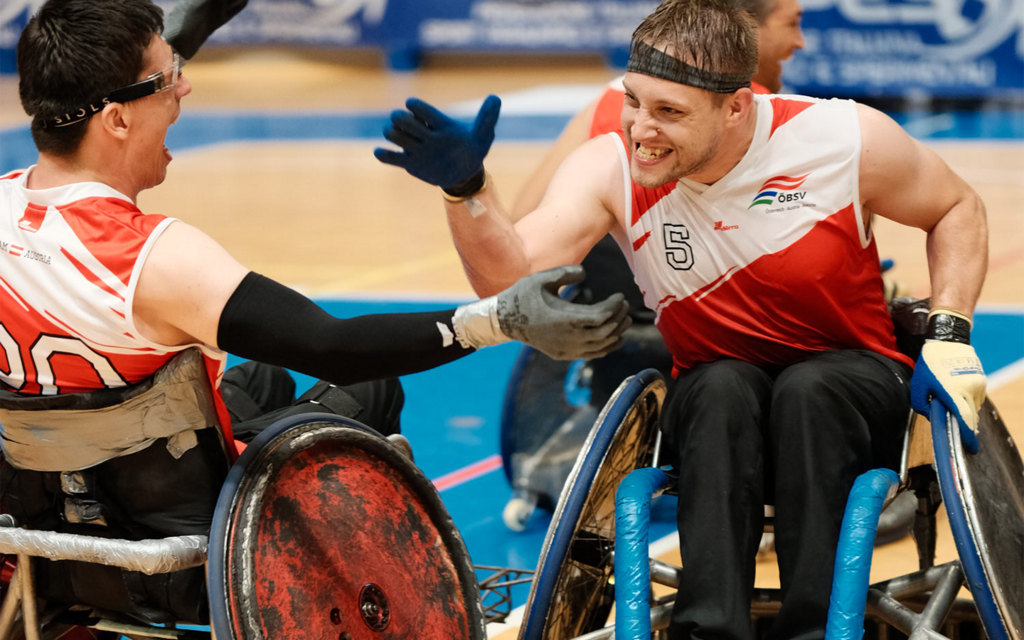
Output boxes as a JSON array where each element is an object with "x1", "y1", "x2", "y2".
[
  {"x1": 220, "y1": 361, "x2": 404, "y2": 443},
  {"x1": 663, "y1": 350, "x2": 912, "y2": 640}
]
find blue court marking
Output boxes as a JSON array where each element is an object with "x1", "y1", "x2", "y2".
[
  {"x1": 971, "y1": 311, "x2": 1024, "y2": 374},
  {"x1": 891, "y1": 111, "x2": 1024, "y2": 140},
  {"x1": 2, "y1": 109, "x2": 1021, "y2": 175},
  {"x1": 226, "y1": 300, "x2": 1022, "y2": 611},
  {"x1": 0, "y1": 113, "x2": 570, "y2": 175}
]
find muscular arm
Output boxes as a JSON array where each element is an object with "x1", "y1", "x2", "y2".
[
  {"x1": 132, "y1": 222, "x2": 473, "y2": 385},
  {"x1": 133, "y1": 220, "x2": 248, "y2": 348},
  {"x1": 132, "y1": 218, "x2": 630, "y2": 384},
  {"x1": 447, "y1": 134, "x2": 624, "y2": 297},
  {"x1": 857, "y1": 105, "x2": 987, "y2": 315}
]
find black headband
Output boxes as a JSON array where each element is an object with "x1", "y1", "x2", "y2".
[{"x1": 626, "y1": 41, "x2": 751, "y2": 93}]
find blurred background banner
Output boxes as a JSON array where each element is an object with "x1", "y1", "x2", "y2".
[
  {"x1": 1, "y1": 0, "x2": 1022, "y2": 97},
  {"x1": 784, "y1": 0, "x2": 1023, "y2": 98}
]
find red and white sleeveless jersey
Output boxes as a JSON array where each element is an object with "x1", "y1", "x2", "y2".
[
  {"x1": 612, "y1": 94, "x2": 911, "y2": 374},
  {"x1": 0, "y1": 168, "x2": 228, "y2": 405}
]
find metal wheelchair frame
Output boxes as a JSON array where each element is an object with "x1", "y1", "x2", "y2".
[{"x1": 517, "y1": 368, "x2": 1022, "y2": 640}]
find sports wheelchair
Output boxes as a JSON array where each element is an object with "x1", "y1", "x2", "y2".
[
  {"x1": 0, "y1": 349, "x2": 520, "y2": 640},
  {"x1": 513, "y1": 364, "x2": 1023, "y2": 640}
]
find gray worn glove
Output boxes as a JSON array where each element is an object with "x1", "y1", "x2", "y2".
[{"x1": 496, "y1": 266, "x2": 631, "y2": 360}]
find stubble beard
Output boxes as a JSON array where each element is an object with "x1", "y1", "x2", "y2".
[{"x1": 629, "y1": 135, "x2": 721, "y2": 189}]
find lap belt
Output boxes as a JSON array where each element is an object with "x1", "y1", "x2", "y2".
[{"x1": 0, "y1": 349, "x2": 219, "y2": 472}]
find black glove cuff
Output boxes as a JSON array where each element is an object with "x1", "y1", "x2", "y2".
[
  {"x1": 926, "y1": 313, "x2": 971, "y2": 345},
  {"x1": 442, "y1": 169, "x2": 486, "y2": 198}
]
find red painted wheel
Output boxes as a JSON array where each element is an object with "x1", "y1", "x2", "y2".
[{"x1": 209, "y1": 414, "x2": 485, "y2": 640}]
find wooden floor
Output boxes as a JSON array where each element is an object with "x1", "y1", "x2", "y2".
[{"x1": 3, "y1": 48, "x2": 1021, "y2": 636}]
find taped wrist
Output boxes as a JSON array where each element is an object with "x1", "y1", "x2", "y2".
[
  {"x1": 926, "y1": 308, "x2": 972, "y2": 345},
  {"x1": 442, "y1": 169, "x2": 487, "y2": 199},
  {"x1": 451, "y1": 296, "x2": 510, "y2": 349},
  {"x1": 217, "y1": 273, "x2": 473, "y2": 386}
]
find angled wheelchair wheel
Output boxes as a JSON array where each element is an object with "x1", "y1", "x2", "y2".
[
  {"x1": 500, "y1": 346, "x2": 579, "y2": 485},
  {"x1": 518, "y1": 369, "x2": 666, "y2": 640},
  {"x1": 208, "y1": 413, "x2": 486, "y2": 640},
  {"x1": 932, "y1": 399, "x2": 1024, "y2": 640}
]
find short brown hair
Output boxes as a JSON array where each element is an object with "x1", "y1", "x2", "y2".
[
  {"x1": 631, "y1": 0, "x2": 759, "y2": 81},
  {"x1": 18, "y1": 0, "x2": 163, "y2": 157}
]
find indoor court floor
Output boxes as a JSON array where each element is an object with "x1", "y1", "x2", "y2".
[{"x1": 1, "y1": 49, "x2": 1021, "y2": 637}]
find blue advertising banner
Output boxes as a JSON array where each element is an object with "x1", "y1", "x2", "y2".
[
  {"x1": 2, "y1": 0, "x2": 1021, "y2": 97},
  {"x1": 784, "y1": 0, "x2": 1024, "y2": 97}
]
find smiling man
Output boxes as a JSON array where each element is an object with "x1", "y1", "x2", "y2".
[
  {"x1": 512, "y1": 0, "x2": 804, "y2": 219},
  {"x1": 376, "y1": 0, "x2": 988, "y2": 637}
]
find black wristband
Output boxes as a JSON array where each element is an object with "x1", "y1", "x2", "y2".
[
  {"x1": 925, "y1": 313, "x2": 971, "y2": 345},
  {"x1": 442, "y1": 169, "x2": 486, "y2": 198}
]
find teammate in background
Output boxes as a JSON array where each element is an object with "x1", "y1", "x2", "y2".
[
  {"x1": 512, "y1": 0, "x2": 804, "y2": 219},
  {"x1": 376, "y1": 0, "x2": 988, "y2": 637},
  {"x1": 2, "y1": 0, "x2": 631, "y2": 458}
]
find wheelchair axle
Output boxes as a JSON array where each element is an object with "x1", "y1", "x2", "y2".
[{"x1": 358, "y1": 583, "x2": 391, "y2": 632}]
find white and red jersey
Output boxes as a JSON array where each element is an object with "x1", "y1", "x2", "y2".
[
  {"x1": 612, "y1": 94, "x2": 911, "y2": 375},
  {"x1": 0, "y1": 167, "x2": 232, "y2": 431}
]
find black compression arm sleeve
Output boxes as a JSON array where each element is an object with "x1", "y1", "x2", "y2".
[
  {"x1": 217, "y1": 273, "x2": 474, "y2": 386},
  {"x1": 163, "y1": 0, "x2": 250, "y2": 59}
]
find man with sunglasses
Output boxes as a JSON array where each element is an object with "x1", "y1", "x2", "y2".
[
  {"x1": 4, "y1": 0, "x2": 631, "y2": 429},
  {"x1": 377, "y1": 0, "x2": 988, "y2": 637},
  {"x1": 1, "y1": 0, "x2": 632, "y2": 624}
]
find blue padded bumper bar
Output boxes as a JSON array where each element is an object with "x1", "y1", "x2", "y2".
[
  {"x1": 825, "y1": 468, "x2": 900, "y2": 640},
  {"x1": 615, "y1": 467, "x2": 672, "y2": 640}
]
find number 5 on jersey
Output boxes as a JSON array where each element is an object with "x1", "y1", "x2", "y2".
[{"x1": 664, "y1": 224, "x2": 694, "y2": 271}]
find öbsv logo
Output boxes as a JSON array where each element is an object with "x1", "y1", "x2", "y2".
[{"x1": 747, "y1": 174, "x2": 810, "y2": 210}]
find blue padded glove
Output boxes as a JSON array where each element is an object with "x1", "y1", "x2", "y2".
[
  {"x1": 374, "y1": 95, "x2": 501, "y2": 195},
  {"x1": 910, "y1": 310, "x2": 986, "y2": 453}
]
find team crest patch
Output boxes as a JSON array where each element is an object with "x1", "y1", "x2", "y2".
[{"x1": 747, "y1": 174, "x2": 810, "y2": 209}]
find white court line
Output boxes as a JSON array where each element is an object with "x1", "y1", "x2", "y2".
[
  {"x1": 975, "y1": 303, "x2": 1024, "y2": 314},
  {"x1": 650, "y1": 530, "x2": 680, "y2": 557},
  {"x1": 988, "y1": 356, "x2": 1024, "y2": 392},
  {"x1": 448, "y1": 83, "x2": 608, "y2": 117}
]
